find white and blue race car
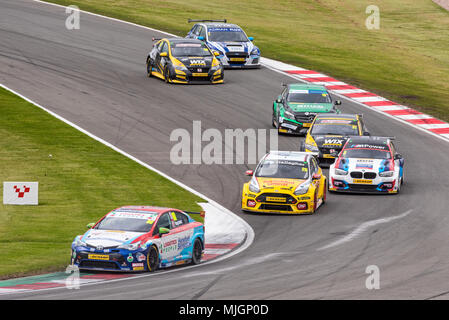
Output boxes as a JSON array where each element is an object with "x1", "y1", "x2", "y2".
[
  {"x1": 71, "y1": 206, "x2": 205, "y2": 272},
  {"x1": 329, "y1": 136, "x2": 405, "y2": 194},
  {"x1": 186, "y1": 19, "x2": 261, "y2": 68}
]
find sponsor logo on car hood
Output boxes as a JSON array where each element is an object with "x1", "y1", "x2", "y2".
[
  {"x1": 82, "y1": 229, "x2": 143, "y2": 247},
  {"x1": 313, "y1": 135, "x2": 347, "y2": 148},
  {"x1": 177, "y1": 57, "x2": 213, "y2": 68},
  {"x1": 287, "y1": 103, "x2": 333, "y2": 113},
  {"x1": 256, "y1": 177, "x2": 306, "y2": 191}
]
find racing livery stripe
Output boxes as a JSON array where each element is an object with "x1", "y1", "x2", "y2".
[{"x1": 261, "y1": 57, "x2": 449, "y2": 142}]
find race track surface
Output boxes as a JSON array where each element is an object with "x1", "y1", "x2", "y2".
[{"x1": 1, "y1": 0, "x2": 449, "y2": 299}]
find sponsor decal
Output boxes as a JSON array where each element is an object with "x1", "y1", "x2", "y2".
[
  {"x1": 178, "y1": 236, "x2": 191, "y2": 250},
  {"x1": 136, "y1": 252, "x2": 146, "y2": 262},
  {"x1": 88, "y1": 254, "x2": 109, "y2": 260},
  {"x1": 324, "y1": 138, "x2": 344, "y2": 145}
]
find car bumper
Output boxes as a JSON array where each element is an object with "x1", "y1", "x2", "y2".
[
  {"x1": 220, "y1": 56, "x2": 261, "y2": 68},
  {"x1": 71, "y1": 247, "x2": 148, "y2": 272},
  {"x1": 241, "y1": 193, "x2": 316, "y2": 214},
  {"x1": 171, "y1": 68, "x2": 224, "y2": 84},
  {"x1": 329, "y1": 176, "x2": 398, "y2": 193},
  {"x1": 279, "y1": 118, "x2": 311, "y2": 135}
]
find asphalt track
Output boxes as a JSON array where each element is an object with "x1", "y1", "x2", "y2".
[{"x1": 1, "y1": 0, "x2": 449, "y2": 299}]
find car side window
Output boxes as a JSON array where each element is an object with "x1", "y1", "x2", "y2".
[
  {"x1": 189, "y1": 25, "x2": 198, "y2": 37},
  {"x1": 170, "y1": 211, "x2": 190, "y2": 228},
  {"x1": 195, "y1": 25, "x2": 202, "y2": 36},
  {"x1": 199, "y1": 26, "x2": 207, "y2": 38},
  {"x1": 161, "y1": 41, "x2": 169, "y2": 54},
  {"x1": 157, "y1": 41, "x2": 164, "y2": 51},
  {"x1": 310, "y1": 158, "x2": 318, "y2": 174},
  {"x1": 153, "y1": 213, "x2": 171, "y2": 236}
]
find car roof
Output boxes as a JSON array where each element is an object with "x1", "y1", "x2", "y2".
[
  {"x1": 345, "y1": 136, "x2": 391, "y2": 145},
  {"x1": 114, "y1": 206, "x2": 180, "y2": 214},
  {"x1": 203, "y1": 22, "x2": 241, "y2": 29},
  {"x1": 315, "y1": 113, "x2": 359, "y2": 120},
  {"x1": 265, "y1": 151, "x2": 312, "y2": 162},
  {"x1": 166, "y1": 38, "x2": 203, "y2": 44},
  {"x1": 287, "y1": 83, "x2": 327, "y2": 91}
]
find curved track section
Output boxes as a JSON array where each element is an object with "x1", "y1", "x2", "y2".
[{"x1": 1, "y1": 0, "x2": 449, "y2": 299}]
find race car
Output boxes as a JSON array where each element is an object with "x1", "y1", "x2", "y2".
[
  {"x1": 146, "y1": 38, "x2": 224, "y2": 84},
  {"x1": 241, "y1": 151, "x2": 327, "y2": 214},
  {"x1": 329, "y1": 136, "x2": 404, "y2": 194},
  {"x1": 186, "y1": 19, "x2": 260, "y2": 68},
  {"x1": 299, "y1": 113, "x2": 370, "y2": 166},
  {"x1": 272, "y1": 83, "x2": 341, "y2": 135},
  {"x1": 70, "y1": 206, "x2": 205, "y2": 272}
]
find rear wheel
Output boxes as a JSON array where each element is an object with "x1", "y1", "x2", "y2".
[
  {"x1": 146, "y1": 245, "x2": 159, "y2": 272},
  {"x1": 191, "y1": 238, "x2": 203, "y2": 265}
]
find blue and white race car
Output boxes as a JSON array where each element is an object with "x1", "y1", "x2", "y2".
[
  {"x1": 186, "y1": 19, "x2": 261, "y2": 68},
  {"x1": 329, "y1": 136, "x2": 405, "y2": 194},
  {"x1": 71, "y1": 206, "x2": 205, "y2": 272}
]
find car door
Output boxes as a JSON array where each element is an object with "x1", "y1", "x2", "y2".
[
  {"x1": 153, "y1": 212, "x2": 177, "y2": 263},
  {"x1": 168, "y1": 211, "x2": 194, "y2": 261},
  {"x1": 154, "y1": 40, "x2": 169, "y2": 73}
]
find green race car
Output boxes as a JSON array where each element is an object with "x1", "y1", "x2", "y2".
[{"x1": 272, "y1": 83, "x2": 341, "y2": 135}]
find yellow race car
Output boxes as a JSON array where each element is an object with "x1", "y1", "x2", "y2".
[
  {"x1": 146, "y1": 38, "x2": 224, "y2": 84},
  {"x1": 300, "y1": 113, "x2": 370, "y2": 166},
  {"x1": 242, "y1": 151, "x2": 327, "y2": 214}
]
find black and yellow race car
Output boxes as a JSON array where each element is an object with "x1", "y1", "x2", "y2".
[
  {"x1": 146, "y1": 38, "x2": 224, "y2": 84},
  {"x1": 299, "y1": 113, "x2": 370, "y2": 166}
]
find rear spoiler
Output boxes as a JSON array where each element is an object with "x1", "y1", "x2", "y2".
[
  {"x1": 188, "y1": 19, "x2": 227, "y2": 23},
  {"x1": 152, "y1": 37, "x2": 162, "y2": 41},
  {"x1": 184, "y1": 210, "x2": 206, "y2": 218}
]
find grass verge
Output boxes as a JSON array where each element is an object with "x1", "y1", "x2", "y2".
[
  {"x1": 46, "y1": 0, "x2": 449, "y2": 122},
  {"x1": 0, "y1": 87, "x2": 204, "y2": 279}
]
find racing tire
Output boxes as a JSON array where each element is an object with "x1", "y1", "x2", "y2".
[
  {"x1": 191, "y1": 238, "x2": 203, "y2": 265},
  {"x1": 146, "y1": 245, "x2": 159, "y2": 272},
  {"x1": 272, "y1": 107, "x2": 277, "y2": 128},
  {"x1": 146, "y1": 59, "x2": 153, "y2": 77},
  {"x1": 299, "y1": 140, "x2": 305, "y2": 152},
  {"x1": 322, "y1": 179, "x2": 327, "y2": 204},
  {"x1": 164, "y1": 66, "x2": 171, "y2": 83}
]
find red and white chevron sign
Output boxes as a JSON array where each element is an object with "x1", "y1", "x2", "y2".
[{"x1": 3, "y1": 182, "x2": 39, "y2": 205}]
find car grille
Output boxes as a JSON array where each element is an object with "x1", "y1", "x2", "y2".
[
  {"x1": 79, "y1": 260, "x2": 120, "y2": 270},
  {"x1": 350, "y1": 171, "x2": 377, "y2": 179},
  {"x1": 259, "y1": 204, "x2": 293, "y2": 212},
  {"x1": 347, "y1": 184, "x2": 379, "y2": 192},
  {"x1": 256, "y1": 193, "x2": 296, "y2": 204},
  {"x1": 294, "y1": 114, "x2": 315, "y2": 123},
  {"x1": 188, "y1": 67, "x2": 210, "y2": 73},
  {"x1": 226, "y1": 52, "x2": 248, "y2": 64}
]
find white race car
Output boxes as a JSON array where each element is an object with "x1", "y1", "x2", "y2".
[{"x1": 329, "y1": 136, "x2": 404, "y2": 194}]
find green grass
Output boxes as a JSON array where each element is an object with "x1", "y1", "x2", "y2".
[
  {"x1": 0, "y1": 87, "x2": 204, "y2": 279},
  {"x1": 47, "y1": 0, "x2": 449, "y2": 121}
]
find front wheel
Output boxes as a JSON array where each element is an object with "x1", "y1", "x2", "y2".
[
  {"x1": 146, "y1": 245, "x2": 159, "y2": 272},
  {"x1": 191, "y1": 238, "x2": 203, "y2": 265},
  {"x1": 146, "y1": 59, "x2": 153, "y2": 77}
]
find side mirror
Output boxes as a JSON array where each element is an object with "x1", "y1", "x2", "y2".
[
  {"x1": 394, "y1": 153, "x2": 403, "y2": 160},
  {"x1": 158, "y1": 227, "x2": 170, "y2": 236},
  {"x1": 248, "y1": 37, "x2": 254, "y2": 41},
  {"x1": 363, "y1": 131, "x2": 370, "y2": 136},
  {"x1": 245, "y1": 170, "x2": 254, "y2": 176},
  {"x1": 276, "y1": 98, "x2": 282, "y2": 104},
  {"x1": 198, "y1": 36, "x2": 205, "y2": 41},
  {"x1": 86, "y1": 222, "x2": 95, "y2": 229},
  {"x1": 213, "y1": 51, "x2": 220, "y2": 56},
  {"x1": 160, "y1": 52, "x2": 168, "y2": 57},
  {"x1": 334, "y1": 100, "x2": 342, "y2": 105}
]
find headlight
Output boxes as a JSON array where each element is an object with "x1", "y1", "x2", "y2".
[
  {"x1": 118, "y1": 241, "x2": 141, "y2": 251},
  {"x1": 248, "y1": 177, "x2": 260, "y2": 194},
  {"x1": 379, "y1": 171, "x2": 394, "y2": 177},
  {"x1": 251, "y1": 48, "x2": 259, "y2": 55},
  {"x1": 73, "y1": 236, "x2": 86, "y2": 247},
  {"x1": 283, "y1": 110, "x2": 295, "y2": 120},
  {"x1": 305, "y1": 143, "x2": 319, "y2": 152},
  {"x1": 211, "y1": 58, "x2": 220, "y2": 68},
  {"x1": 294, "y1": 181, "x2": 311, "y2": 195},
  {"x1": 335, "y1": 168, "x2": 348, "y2": 175}
]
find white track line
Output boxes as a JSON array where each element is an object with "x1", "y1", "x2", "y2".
[{"x1": 317, "y1": 210, "x2": 413, "y2": 251}]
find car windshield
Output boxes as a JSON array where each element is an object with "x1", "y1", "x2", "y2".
[
  {"x1": 342, "y1": 146, "x2": 391, "y2": 159},
  {"x1": 255, "y1": 160, "x2": 309, "y2": 179},
  {"x1": 208, "y1": 28, "x2": 248, "y2": 42},
  {"x1": 171, "y1": 43, "x2": 212, "y2": 57},
  {"x1": 95, "y1": 211, "x2": 158, "y2": 233},
  {"x1": 287, "y1": 91, "x2": 331, "y2": 103},
  {"x1": 311, "y1": 119, "x2": 359, "y2": 136}
]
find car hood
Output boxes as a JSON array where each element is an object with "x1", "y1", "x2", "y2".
[
  {"x1": 313, "y1": 135, "x2": 348, "y2": 149},
  {"x1": 256, "y1": 177, "x2": 306, "y2": 192},
  {"x1": 287, "y1": 102, "x2": 333, "y2": 113},
  {"x1": 81, "y1": 229, "x2": 143, "y2": 247},
  {"x1": 176, "y1": 56, "x2": 213, "y2": 68},
  {"x1": 338, "y1": 158, "x2": 393, "y2": 172}
]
